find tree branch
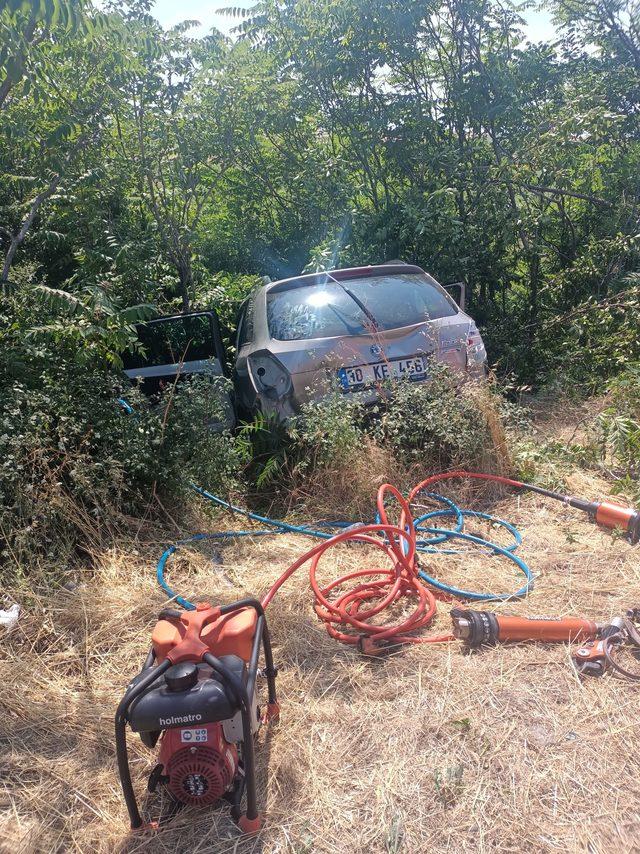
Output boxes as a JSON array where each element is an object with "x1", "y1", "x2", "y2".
[
  {"x1": 1, "y1": 132, "x2": 92, "y2": 281},
  {"x1": 515, "y1": 181, "x2": 615, "y2": 208}
]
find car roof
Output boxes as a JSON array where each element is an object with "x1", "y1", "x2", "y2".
[{"x1": 266, "y1": 263, "x2": 426, "y2": 294}]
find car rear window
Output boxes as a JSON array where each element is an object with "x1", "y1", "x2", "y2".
[{"x1": 267, "y1": 273, "x2": 457, "y2": 341}]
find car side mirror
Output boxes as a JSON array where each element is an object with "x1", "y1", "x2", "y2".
[{"x1": 443, "y1": 281, "x2": 466, "y2": 311}]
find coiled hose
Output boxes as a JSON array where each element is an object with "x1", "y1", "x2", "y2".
[{"x1": 157, "y1": 472, "x2": 535, "y2": 648}]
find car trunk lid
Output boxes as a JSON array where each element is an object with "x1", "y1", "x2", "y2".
[{"x1": 271, "y1": 317, "x2": 469, "y2": 402}]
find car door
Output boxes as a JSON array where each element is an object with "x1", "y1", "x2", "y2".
[{"x1": 122, "y1": 310, "x2": 235, "y2": 430}]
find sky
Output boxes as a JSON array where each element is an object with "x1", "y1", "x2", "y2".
[{"x1": 151, "y1": 1, "x2": 558, "y2": 43}]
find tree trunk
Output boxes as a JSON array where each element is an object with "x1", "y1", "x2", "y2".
[
  {"x1": 177, "y1": 257, "x2": 192, "y2": 313},
  {"x1": 1, "y1": 175, "x2": 61, "y2": 281},
  {"x1": 1, "y1": 131, "x2": 91, "y2": 282},
  {"x1": 0, "y1": 16, "x2": 37, "y2": 113}
]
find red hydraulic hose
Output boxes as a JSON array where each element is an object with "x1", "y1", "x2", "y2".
[
  {"x1": 409, "y1": 470, "x2": 528, "y2": 503},
  {"x1": 207, "y1": 471, "x2": 637, "y2": 650},
  {"x1": 261, "y1": 483, "x2": 452, "y2": 647},
  {"x1": 260, "y1": 473, "x2": 549, "y2": 649}
]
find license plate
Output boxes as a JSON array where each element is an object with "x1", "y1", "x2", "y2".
[
  {"x1": 337, "y1": 356, "x2": 428, "y2": 390},
  {"x1": 180, "y1": 728, "x2": 208, "y2": 743}
]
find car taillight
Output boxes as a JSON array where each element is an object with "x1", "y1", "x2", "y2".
[
  {"x1": 467, "y1": 323, "x2": 485, "y2": 354},
  {"x1": 248, "y1": 350, "x2": 293, "y2": 399}
]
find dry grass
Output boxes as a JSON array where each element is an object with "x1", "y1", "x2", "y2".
[{"x1": 2, "y1": 461, "x2": 640, "y2": 852}]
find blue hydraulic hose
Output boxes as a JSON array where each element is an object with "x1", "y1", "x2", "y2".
[
  {"x1": 117, "y1": 395, "x2": 534, "y2": 609},
  {"x1": 157, "y1": 531, "x2": 274, "y2": 609},
  {"x1": 192, "y1": 485, "x2": 343, "y2": 540},
  {"x1": 158, "y1": 486, "x2": 366, "y2": 609},
  {"x1": 116, "y1": 397, "x2": 134, "y2": 414},
  {"x1": 414, "y1": 526, "x2": 531, "y2": 600},
  {"x1": 156, "y1": 487, "x2": 534, "y2": 610}
]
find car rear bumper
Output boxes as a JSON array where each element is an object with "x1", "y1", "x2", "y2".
[{"x1": 243, "y1": 351, "x2": 488, "y2": 420}]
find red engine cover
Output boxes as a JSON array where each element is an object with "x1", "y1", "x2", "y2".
[{"x1": 158, "y1": 723, "x2": 238, "y2": 806}]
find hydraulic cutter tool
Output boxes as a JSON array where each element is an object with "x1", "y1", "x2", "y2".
[{"x1": 451, "y1": 607, "x2": 640, "y2": 680}]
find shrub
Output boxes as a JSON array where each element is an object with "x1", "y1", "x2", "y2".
[
  {"x1": 597, "y1": 364, "x2": 640, "y2": 502},
  {"x1": 0, "y1": 363, "x2": 243, "y2": 572},
  {"x1": 291, "y1": 391, "x2": 365, "y2": 470},
  {"x1": 373, "y1": 364, "x2": 510, "y2": 473},
  {"x1": 0, "y1": 274, "x2": 244, "y2": 575},
  {"x1": 511, "y1": 437, "x2": 599, "y2": 489},
  {"x1": 239, "y1": 367, "x2": 513, "y2": 519},
  {"x1": 234, "y1": 392, "x2": 364, "y2": 499}
]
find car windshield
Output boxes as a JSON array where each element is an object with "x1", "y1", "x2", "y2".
[{"x1": 267, "y1": 273, "x2": 457, "y2": 341}]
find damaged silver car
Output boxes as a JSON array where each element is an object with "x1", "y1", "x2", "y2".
[{"x1": 233, "y1": 262, "x2": 487, "y2": 419}]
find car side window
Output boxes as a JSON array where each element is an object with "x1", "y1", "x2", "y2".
[{"x1": 236, "y1": 296, "x2": 255, "y2": 349}]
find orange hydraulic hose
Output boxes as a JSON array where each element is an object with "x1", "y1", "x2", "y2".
[
  {"x1": 409, "y1": 470, "x2": 527, "y2": 503},
  {"x1": 260, "y1": 473, "x2": 546, "y2": 648},
  {"x1": 261, "y1": 483, "x2": 452, "y2": 646}
]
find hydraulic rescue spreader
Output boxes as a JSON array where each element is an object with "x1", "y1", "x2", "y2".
[{"x1": 451, "y1": 607, "x2": 640, "y2": 679}]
